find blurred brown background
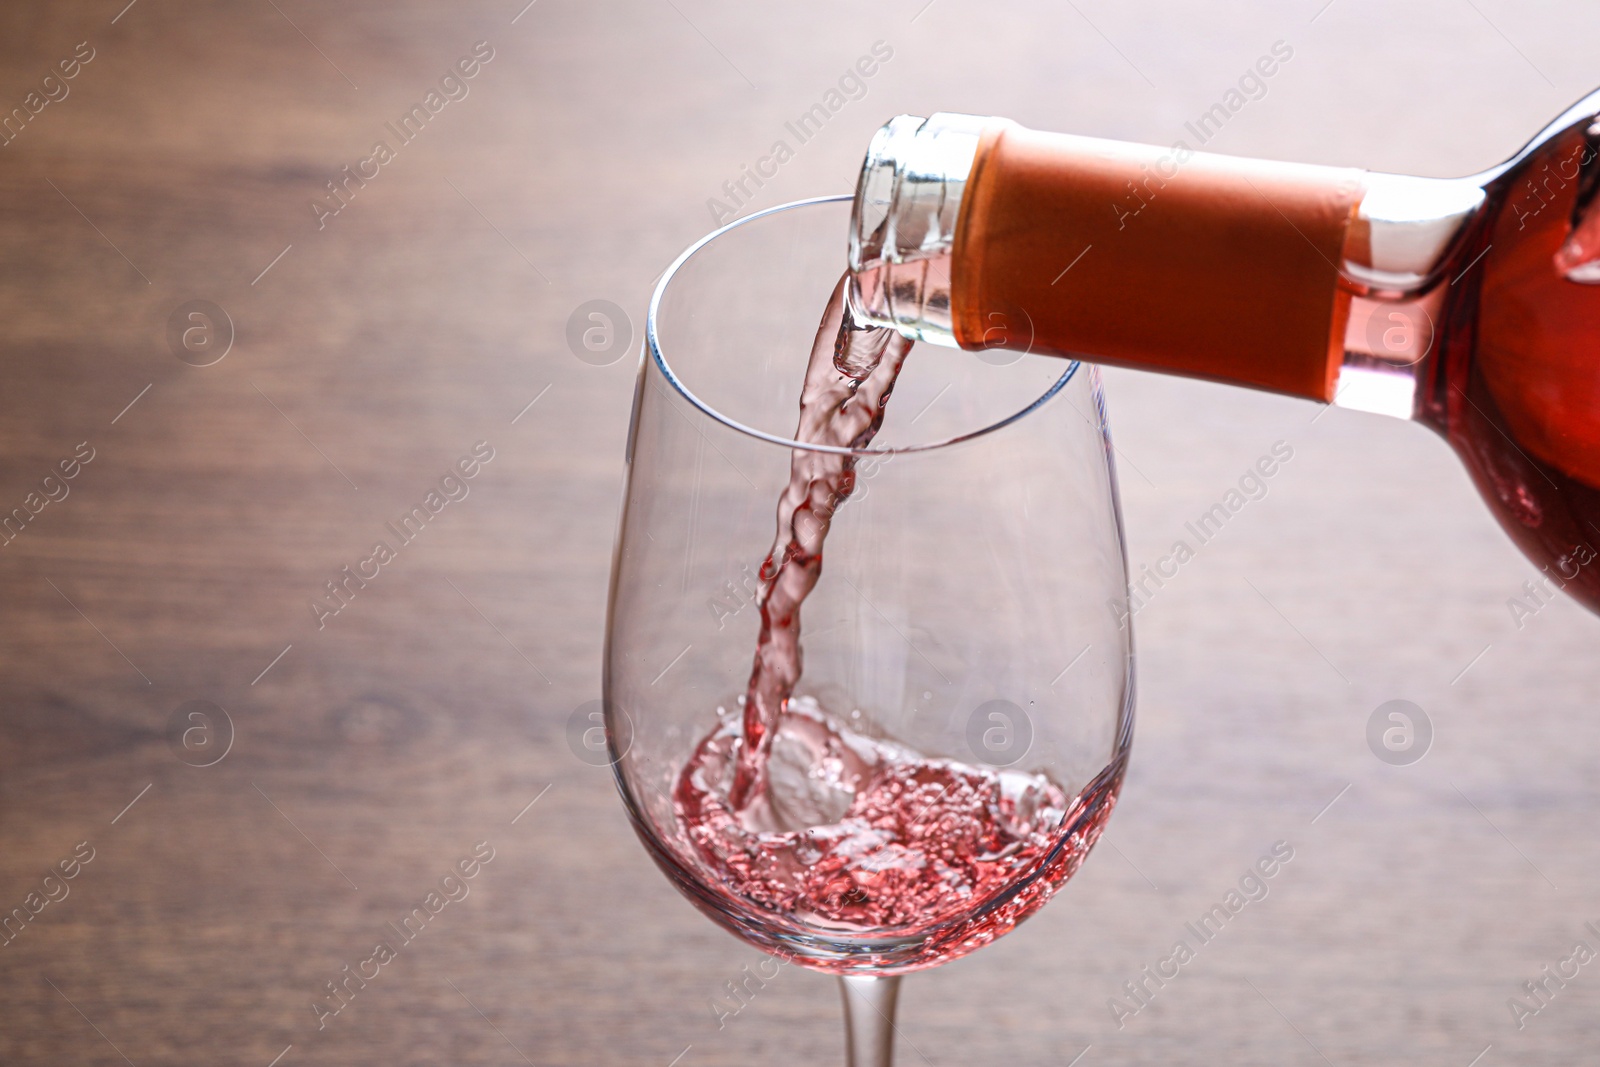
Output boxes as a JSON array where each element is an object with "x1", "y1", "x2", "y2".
[{"x1": 1, "y1": 0, "x2": 1598, "y2": 1064}]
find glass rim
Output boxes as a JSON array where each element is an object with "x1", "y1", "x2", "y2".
[{"x1": 645, "y1": 194, "x2": 1079, "y2": 457}]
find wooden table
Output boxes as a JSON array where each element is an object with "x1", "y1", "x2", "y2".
[{"x1": 2, "y1": 1, "x2": 1598, "y2": 1063}]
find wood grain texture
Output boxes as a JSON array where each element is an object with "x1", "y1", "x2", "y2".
[{"x1": 2, "y1": 1, "x2": 1599, "y2": 1064}]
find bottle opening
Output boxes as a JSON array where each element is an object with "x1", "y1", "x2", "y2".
[{"x1": 847, "y1": 113, "x2": 987, "y2": 348}]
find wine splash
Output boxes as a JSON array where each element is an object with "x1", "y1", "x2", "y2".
[
  {"x1": 676, "y1": 696, "x2": 1116, "y2": 964},
  {"x1": 671, "y1": 275, "x2": 1115, "y2": 971}
]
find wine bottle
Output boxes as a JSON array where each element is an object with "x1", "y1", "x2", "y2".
[{"x1": 848, "y1": 100, "x2": 1600, "y2": 614}]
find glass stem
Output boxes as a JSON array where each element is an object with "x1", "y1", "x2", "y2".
[{"x1": 838, "y1": 975, "x2": 902, "y2": 1067}]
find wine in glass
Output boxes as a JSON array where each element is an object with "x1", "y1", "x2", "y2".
[{"x1": 604, "y1": 195, "x2": 1134, "y2": 1065}]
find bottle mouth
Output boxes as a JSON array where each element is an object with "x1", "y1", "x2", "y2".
[
  {"x1": 847, "y1": 113, "x2": 988, "y2": 347},
  {"x1": 646, "y1": 195, "x2": 1080, "y2": 457}
]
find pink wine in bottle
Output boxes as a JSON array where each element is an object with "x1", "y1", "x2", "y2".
[{"x1": 849, "y1": 98, "x2": 1600, "y2": 612}]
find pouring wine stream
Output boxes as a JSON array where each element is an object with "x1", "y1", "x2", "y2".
[
  {"x1": 741, "y1": 276, "x2": 909, "y2": 1067},
  {"x1": 730, "y1": 275, "x2": 909, "y2": 811},
  {"x1": 667, "y1": 276, "x2": 1112, "y2": 1065}
]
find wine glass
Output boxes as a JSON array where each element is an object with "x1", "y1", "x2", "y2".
[{"x1": 603, "y1": 195, "x2": 1134, "y2": 1066}]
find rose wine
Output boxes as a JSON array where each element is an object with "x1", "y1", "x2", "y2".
[
  {"x1": 727, "y1": 276, "x2": 910, "y2": 811},
  {"x1": 1419, "y1": 118, "x2": 1600, "y2": 610},
  {"x1": 669, "y1": 276, "x2": 1117, "y2": 973},
  {"x1": 675, "y1": 696, "x2": 1116, "y2": 971},
  {"x1": 849, "y1": 100, "x2": 1600, "y2": 613}
]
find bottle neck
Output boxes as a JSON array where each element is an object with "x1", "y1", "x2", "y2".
[
  {"x1": 848, "y1": 113, "x2": 985, "y2": 347},
  {"x1": 849, "y1": 114, "x2": 1491, "y2": 417},
  {"x1": 1329, "y1": 172, "x2": 1485, "y2": 418}
]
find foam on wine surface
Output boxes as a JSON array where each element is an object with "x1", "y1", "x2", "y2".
[{"x1": 678, "y1": 696, "x2": 1110, "y2": 934}]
